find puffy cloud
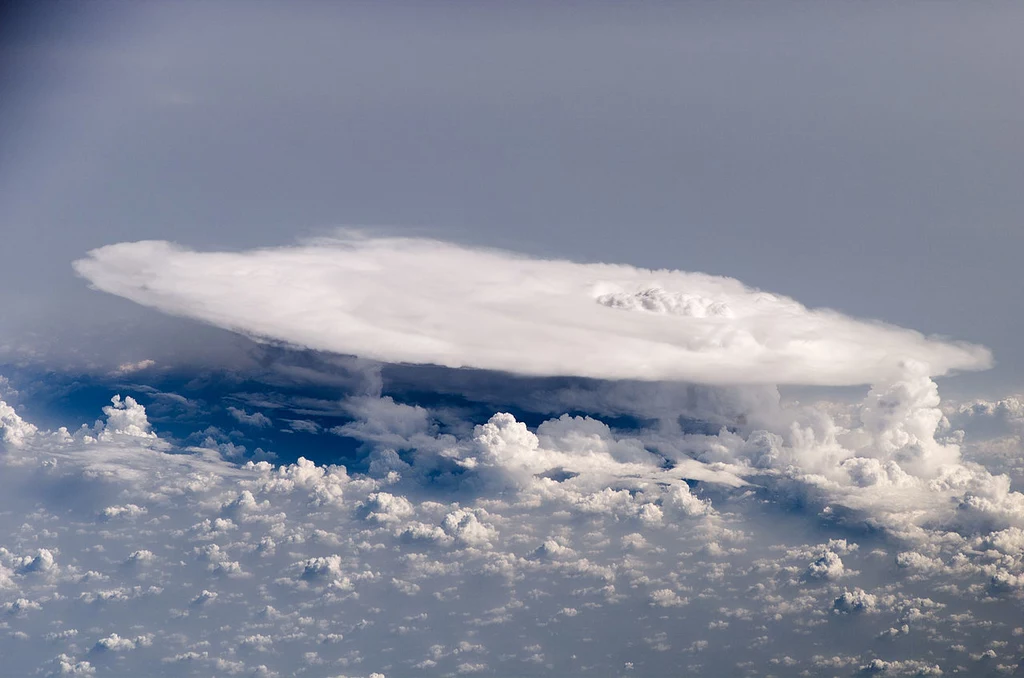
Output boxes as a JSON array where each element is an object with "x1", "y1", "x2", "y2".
[
  {"x1": 649, "y1": 589, "x2": 689, "y2": 608},
  {"x1": 250, "y1": 457, "x2": 348, "y2": 507},
  {"x1": 441, "y1": 509, "x2": 497, "y2": 548},
  {"x1": 951, "y1": 396, "x2": 1024, "y2": 438},
  {"x1": 663, "y1": 484, "x2": 713, "y2": 518},
  {"x1": 286, "y1": 419, "x2": 321, "y2": 434},
  {"x1": 0, "y1": 399, "x2": 37, "y2": 447},
  {"x1": 3, "y1": 597, "x2": 42, "y2": 613},
  {"x1": 3, "y1": 387, "x2": 1024, "y2": 676},
  {"x1": 849, "y1": 368, "x2": 960, "y2": 474},
  {"x1": 16, "y1": 549, "x2": 59, "y2": 576},
  {"x1": 100, "y1": 504, "x2": 147, "y2": 520},
  {"x1": 98, "y1": 395, "x2": 156, "y2": 440},
  {"x1": 227, "y1": 407, "x2": 272, "y2": 428},
  {"x1": 363, "y1": 492, "x2": 415, "y2": 524},
  {"x1": 49, "y1": 654, "x2": 95, "y2": 675},
  {"x1": 832, "y1": 588, "x2": 879, "y2": 615},
  {"x1": 110, "y1": 359, "x2": 156, "y2": 376},
  {"x1": 93, "y1": 633, "x2": 153, "y2": 652},
  {"x1": 73, "y1": 234, "x2": 990, "y2": 386},
  {"x1": 683, "y1": 367, "x2": 1024, "y2": 557},
  {"x1": 943, "y1": 396, "x2": 1024, "y2": 479},
  {"x1": 805, "y1": 551, "x2": 847, "y2": 581},
  {"x1": 858, "y1": 658, "x2": 944, "y2": 675},
  {"x1": 438, "y1": 411, "x2": 741, "y2": 494}
]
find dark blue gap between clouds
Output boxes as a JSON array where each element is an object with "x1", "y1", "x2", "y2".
[{"x1": 0, "y1": 344, "x2": 740, "y2": 471}]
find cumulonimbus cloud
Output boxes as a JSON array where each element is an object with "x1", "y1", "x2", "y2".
[{"x1": 73, "y1": 234, "x2": 991, "y2": 386}]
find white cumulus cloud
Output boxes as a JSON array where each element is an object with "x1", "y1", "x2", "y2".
[{"x1": 2, "y1": 391, "x2": 1024, "y2": 675}]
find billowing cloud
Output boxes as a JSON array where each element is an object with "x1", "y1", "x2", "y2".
[
  {"x1": 73, "y1": 234, "x2": 991, "y2": 386},
  {"x1": 227, "y1": 406, "x2": 272, "y2": 428},
  {"x1": 3, "y1": 389, "x2": 1024, "y2": 675}
]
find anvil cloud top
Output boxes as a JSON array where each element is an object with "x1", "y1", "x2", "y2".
[{"x1": 74, "y1": 233, "x2": 991, "y2": 386}]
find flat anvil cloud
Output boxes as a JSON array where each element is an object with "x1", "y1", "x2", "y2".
[{"x1": 73, "y1": 235, "x2": 991, "y2": 386}]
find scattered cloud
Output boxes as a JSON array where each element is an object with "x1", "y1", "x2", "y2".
[
  {"x1": 1, "y1": 381, "x2": 1024, "y2": 675},
  {"x1": 110, "y1": 359, "x2": 156, "y2": 376},
  {"x1": 227, "y1": 406, "x2": 272, "y2": 428}
]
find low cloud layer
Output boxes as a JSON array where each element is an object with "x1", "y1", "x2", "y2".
[
  {"x1": 73, "y1": 234, "x2": 991, "y2": 386},
  {"x1": 4, "y1": 381, "x2": 1024, "y2": 675}
]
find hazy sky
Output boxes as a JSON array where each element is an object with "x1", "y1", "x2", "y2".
[
  {"x1": 2, "y1": 1, "x2": 1023, "y2": 395},
  {"x1": 7, "y1": 6, "x2": 1024, "y2": 676}
]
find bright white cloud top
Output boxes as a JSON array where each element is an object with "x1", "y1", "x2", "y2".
[{"x1": 73, "y1": 234, "x2": 991, "y2": 386}]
